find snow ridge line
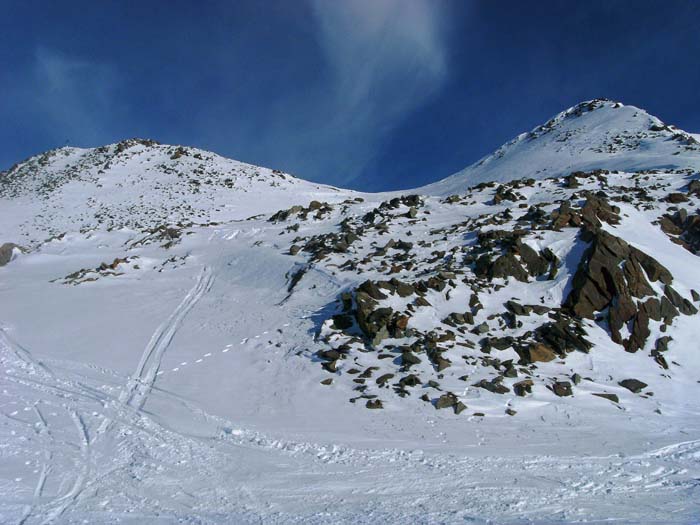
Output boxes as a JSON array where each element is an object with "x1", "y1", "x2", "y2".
[{"x1": 97, "y1": 266, "x2": 213, "y2": 435}]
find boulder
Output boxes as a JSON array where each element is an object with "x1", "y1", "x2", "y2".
[
  {"x1": 522, "y1": 343, "x2": 557, "y2": 363},
  {"x1": 489, "y1": 253, "x2": 529, "y2": 282},
  {"x1": 592, "y1": 393, "x2": 619, "y2": 403},
  {"x1": 618, "y1": 378, "x2": 647, "y2": 393},
  {"x1": 0, "y1": 243, "x2": 21, "y2": 266},
  {"x1": 435, "y1": 392, "x2": 465, "y2": 413},
  {"x1": 376, "y1": 373, "x2": 394, "y2": 386},
  {"x1": 513, "y1": 379, "x2": 534, "y2": 397},
  {"x1": 474, "y1": 378, "x2": 510, "y2": 394},
  {"x1": 550, "y1": 381, "x2": 573, "y2": 397}
]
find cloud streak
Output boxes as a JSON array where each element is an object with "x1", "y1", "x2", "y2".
[{"x1": 302, "y1": 0, "x2": 448, "y2": 185}]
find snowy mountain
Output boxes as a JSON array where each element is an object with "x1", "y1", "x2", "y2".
[
  {"x1": 0, "y1": 138, "x2": 350, "y2": 245},
  {"x1": 423, "y1": 98, "x2": 700, "y2": 195},
  {"x1": 2, "y1": 101, "x2": 700, "y2": 524}
]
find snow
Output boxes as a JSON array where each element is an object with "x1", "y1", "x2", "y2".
[
  {"x1": 422, "y1": 99, "x2": 700, "y2": 195},
  {"x1": 1, "y1": 105, "x2": 700, "y2": 523}
]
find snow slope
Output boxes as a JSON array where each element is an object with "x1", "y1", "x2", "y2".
[
  {"x1": 0, "y1": 139, "x2": 351, "y2": 245},
  {"x1": 422, "y1": 99, "x2": 700, "y2": 195},
  {"x1": 1, "y1": 103, "x2": 700, "y2": 524}
]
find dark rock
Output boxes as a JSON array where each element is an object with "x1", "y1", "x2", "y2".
[
  {"x1": 564, "y1": 228, "x2": 673, "y2": 352},
  {"x1": 665, "y1": 285, "x2": 698, "y2": 315},
  {"x1": 435, "y1": 392, "x2": 459, "y2": 410},
  {"x1": 331, "y1": 314, "x2": 354, "y2": 331},
  {"x1": 513, "y1": 379, "x2": 534, "y2": 397},
  {"x1": 0, "y1": 243, "x2": 22, "y2": 266},
  {"x1": 489, "y1": 253, "x2": 529, "y2": 282},
  {"x1": 435, "y1": 356, "x2": 452, "y2": 372},
  {"x1": 550, "y1": 381, "x2": 573, "y2": 397},
  {"x1": 358, "y1": 280, "x2": 388, "y2": 300},
  {"x1": 592, "y1": 393, "x2": 619, "y2": 403},
  {"x1": 505, "y1": 301, "x2": 532, "y2": 316},
  {"x1": 516, "y1": 240, "x2": 549, "y2": 277},
  {"x1": 474, "y1": 378, "x2": 510, "y2": 394},
  {"x1": 666, "y1": 192, "x2": 689, "y2": 204},
  {"x1": 532, "y1": 320, "x2": 591, "y2": 356},
  {"x1": 366, "y1": 399, "x2": 383, "y2": 409},
  {"x1": 402, "y1": 351, "x2": 422, "y2": 366},
  {"x1": 376, "y1": 373, "x2": 394, "y2": 386},
  {"x1": 398, "y1": 374, "x2": 421, "y2": 388},
  {"x1": 619, "y1": 378, "x2": 647, "y2": 393},
  {"x1": 318, "y1": 349, "x2": 342, "y2": 361},
  {"x1": 522, "y1": 343, "x2": 557, "y2": 363},
  {"x1": 322, "y1": 360, "x2": 338, "y2": 373}
]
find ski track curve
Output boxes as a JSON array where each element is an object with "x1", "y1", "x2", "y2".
[{"x1": 97, "y1": 266, "x2": 213, "y2": 436}]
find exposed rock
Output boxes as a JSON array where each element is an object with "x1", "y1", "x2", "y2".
[
  {"x1": 533, "y1": 319, "x2": 591, "y2": 356},
  {"x1": 619, "y1": 378, "x2": 647, "y2": 393},
  {"x1": 592, "y1": 393, "x2": 619, "y2": 403},
  {"x1": 666, "y1": 192, "x2": 689, "y2": 203},
  {"x1": 376, "y1": 373, "x2": 394, "y2": 386},
  {"x1": 434, "y1": 392, "x2": 465, "y2": 414},
  {"x1": 565, "y1": 228, "x2": 675, "y2": 352},
  {"x1": 513, "y1": 379, "x2": 534, "y2": 397},
  {"x1": 489, "y1": 253, "x2": 529, "y2": 282},
  {"x1": 401, "y1": 351, "x2": 422, "y2": 366},
  {"x1": 0, "y1": 243, "x2": 22, "y2": 266},
  {"x1": 521, "y1": 343, "x2": 557, "y2": 363},
  {"x1": 550, "y1": 381, "x2": 573, "y2": 397},
  {"x1": 474, "y1": 378, "x2": 510, "y2": 394},
  {"x1": 358, "y1": 280, "x2": 388, "y2": 300}
]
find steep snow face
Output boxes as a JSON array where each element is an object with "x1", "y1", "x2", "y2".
[
  {"x1": 422, "y1": 99, "x2": 700, "y2": 195},
  {"x1": 0, "y1": 139, "x2": 352, "y2": 245}
]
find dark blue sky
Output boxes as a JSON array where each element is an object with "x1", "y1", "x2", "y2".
[{"x1": 1, "y1": 1, "x2": 699, "y2": 191}]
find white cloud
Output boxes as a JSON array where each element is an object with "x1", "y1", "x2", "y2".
[{"x1": 305, "y1": 0, "x2": 449, "y2": 183}]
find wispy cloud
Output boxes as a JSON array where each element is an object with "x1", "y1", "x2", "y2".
[
  {"x1": 32, "y1": 47, "x2": 121, "y2": 144},
  {"x1": 305, "y1": 0, "x2": 448, "y2": 184},
  {"x1": 232, "y1": 0, "x2": 448, "y2": 185}
]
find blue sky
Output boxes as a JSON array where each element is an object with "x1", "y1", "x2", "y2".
[{"x1": 1, "y1": 0, "x2": 699, "y2": 191}]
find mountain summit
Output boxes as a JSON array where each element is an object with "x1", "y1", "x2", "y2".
[{"x1": 422, "y1": 98, "x2": 700, "y2": 195}]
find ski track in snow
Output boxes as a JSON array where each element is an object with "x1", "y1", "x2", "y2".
[
  {"x1": 2, "y1": 313, "x2": 700, "y2": 524},
  {"x1": 97, "y1": 265, "x2": 213, "y2": 436}
]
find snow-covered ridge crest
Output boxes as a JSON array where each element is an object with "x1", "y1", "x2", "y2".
[
  {"x1": 422, "y1": 98, "x2": 700, "y2": 195},
  {"x1": 0, "y1": 138, "x2": 352, "y2": 244}
]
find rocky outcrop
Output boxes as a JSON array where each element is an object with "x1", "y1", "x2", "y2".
[
  {"x1": 0, "y1": 243, "x2": 22, "y2": 266},
  {"x1": 659, "y1": 208, "x2": 700, "y2": 255},
  {"x1": 564, "y1": 226, "x2": 685, "y2": 352}
]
